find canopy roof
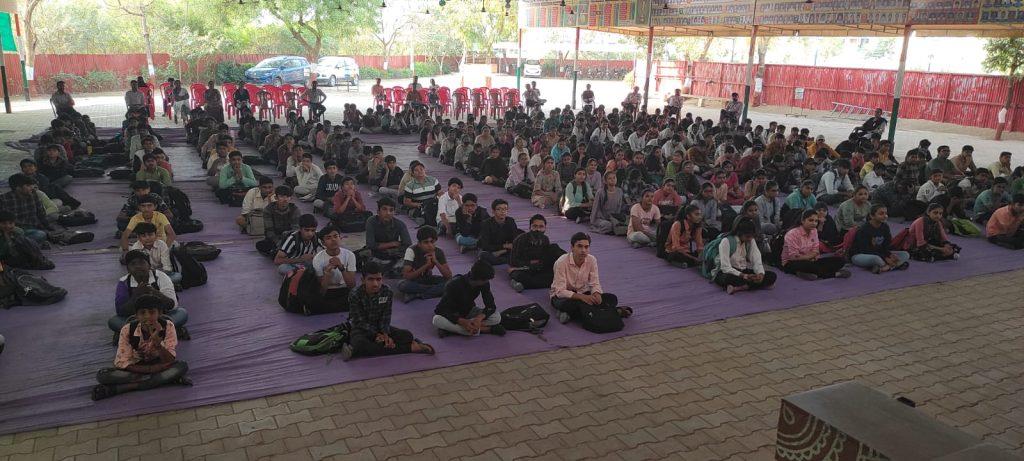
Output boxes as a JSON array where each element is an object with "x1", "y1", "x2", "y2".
[{"x1": 519, "y1": 0, "x2": 1024, "y2": 38}]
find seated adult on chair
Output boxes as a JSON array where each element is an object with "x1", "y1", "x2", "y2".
[
  {"x1": 327, "y1": 176, "x2": 372, "y2": 232},
  {"x1": 217, "y1": 151, "x2": 258, "y2": 203},
  {"x1": 782, "y1": 209, "x2": 851, "y2": 281},
  {"x1": 311, "y1": 225, "x2": 358, "y2": 311},
  {"x1": 237, "y1": 176, "x2": 275, "y2": 233},
  {"x1": 342, "y1": 262, "x2": 435, "y2": 360},
  {"x1": 128, "y1": 223, "x2": 181, "y2": 284},
  {"x1": 273, "y1": 214, "x2": 323, "y2": 275},
  {"x1": 364, "y1": 197, "x2": 411, "y2": 272},
  {"x1": 986, "y1": 193, "x2": 1024, "y2": 249},
  {"x1": 121, "y1": 196, "x2": 176, "y2": 251},
  {"x1": 263, "y1": 186, "x2": 299, "y2": 246},
  {"x1": 709, "y1": 218, "x2": 778, "y2": 294},
  {"x1": 397, "y1": 226, "x2": 452, "y2": 303},
  {"x1": 93, "y1": 294, "x2": 190, "y2": 401},
  {"x1": 478, "y1": 199, "x2": 521, "y2": 266},
  {"x1": 0, "y1": 174, "x2": 52, "y2": 244},
  {"x1": 550, "y1": 232, "x2": 630, "y2": 325},
  {"x1": 118, "y1": 181, "x2": 171, "y2": 232},
  {"x1": 110, "y1": 250, "x2": 187, "y2": 334},
  {"x1": 509, "y1": 214, "x2": 562, "y2": 292},
  {"x1": 432, "y1": 260, "x2": 505, "y2": 337}
]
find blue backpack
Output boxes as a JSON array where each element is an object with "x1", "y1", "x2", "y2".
[{"x1": 700, "y1": 234, "x2": 740, "y2": 280}]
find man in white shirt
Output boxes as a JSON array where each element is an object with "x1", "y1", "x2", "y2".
[
  {"x1": 311, "y1": 225, "x2": 358, "y2": 311},
  {"x1": 292, "y1": 153, "x2": 324, "y2": 199},
  {"x1": 664, "y1": 89, "x2": 683, "y2": 116},
  {"x1": 436, "y1": 178, "x2": 463, "y2": 237},
  {"x1": 236, "y1": 177, "x2": 275, "y2": 233},
  {"x1": 917, "y1": 169, "x2": 948, "y2": 203},
  {"x1": 627, "y1": 128, "x2": 648, "y2": 153},
  {"x1": 50, "y1": 81, "x2": 76, "y2": 116},
  {"x1": 589, "y1": 120, "x2": 613, "y2": 144},
  {"x1": 303, "y1": 81, "x2": 327, "y2": 121},
  {"x1": 622, "y1": 86, "x2": 641, "y2": 116},
  {"x1": 125, "y1": 80, "x2": 147, "y2": 115},
  {"x1": 815, "y1": 160, "x2": 854, "y2": 205}
]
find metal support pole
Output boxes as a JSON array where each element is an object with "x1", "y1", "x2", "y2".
[
  {"x1": 888, "y1": 26, "x2": 912, "y2": 144},
  {"x1": 641, "y1": 25, "x2": 654, "y2": 113},
  {"x1": 516, "y1": 28, "x2": 523, "y2": 93},
  {"x1": 572, "y1": 27, "x2": 580, "y2": 109},
  {"x1": 0, "y1": 31, "x2": 11, "y2": 114},
  {"x1": 742, "y1": 25, "x2": 758, "y2": 122}
]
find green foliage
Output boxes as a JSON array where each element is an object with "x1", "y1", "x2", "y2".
[
  {"x1": 413, "y1": 62, "x2": 442, "y2": 77},
  {"x1": 983, "y1": 38, "x2": 1024, "y2": 79},
  {"x1": 81, "y1": 71, "x2": 120, "y2": 92},
  {"x1": 140, "y1": 61, "x2": 178, "y2": 83},
  {"x1": 42, "y1": 72, "x2": 86, "y2": 93},
  {"x1": 541, "y1": 62, "x2": 560, "y2": 78},
  {"x1": 360, "y1": 67, "x2": 386, "y2": 80},
  {"x1": 215, "y1": 62, "x2": 254, "y2": 84}
]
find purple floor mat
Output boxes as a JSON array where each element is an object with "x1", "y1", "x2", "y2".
[{"x1": 1, "y1": 130, "x2": 1022, "y2": 435}]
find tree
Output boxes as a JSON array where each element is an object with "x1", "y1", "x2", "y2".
[
  {"x1": 373, "y1": 1, "x2": 417, "y2": 73},
  {"x1": 250, "y1": 0, "x2": 376, "y2": 60},
  {"x1": 983, "y1": 38, "x2": 1024, "y2": 112},
  {"x1": 756, "y1": 36, "x2": 773, "y2": 78},
  {"x1": 19, "y1": 0, "x2": 44, "y2": 76},
  {"x1": 111, "y1": 0, "x2": 158, "y2": 79}
]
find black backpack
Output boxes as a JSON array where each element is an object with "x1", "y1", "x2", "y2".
[
  {"x1": 173, "y1": 218, "x2": 204, "y2": 235},
  {"x1": 49, "y1": 230, "x2": 95, "y2": 245},
  {"x1": 278, "y1": 266, "x2": 347, "y2": 315},
  {"x1": 766, "y1": 232, "x2": 788, "y2": 268},
  {"x1": 578, "y1": 304, "x2": 623, "y2": 334},
  {"x1": 182, "y1": 241, "x2": 221, "y2": 262},
  {"x1": 57, "y1": 210, "x2": 97, "y2": 227},
  {"x1": 71, "y1": 166, "x2": 105, "y2": 178},
  {"x1": 500, "y1": 303, "x2": 550, "y2": 334},
  {"x1": 171, "y1": 246, "x2": 207, "y2": 289},
  {"x1": 655, "y1": 219, "x2": 674, "y2": 260},
  {"x1": 103, "y1": 153, "x2": 130, "y2": 167},
  {"x1": 1, "y1": 268, "x2": 67, "y2": 306},
  {"x1": 163, "y1": 186, "x2": 193, "y2": 220},
  {"x1": 108, "y1": 167, "x2": 134, "y2": 180}
]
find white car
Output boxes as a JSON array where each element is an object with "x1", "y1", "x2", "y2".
[
  {"x1": 315, "y1": 56, "x2": 360, "y2": 88},
  {"x1": 523, "y1": 59, "x2": 542, "y2": 77}
]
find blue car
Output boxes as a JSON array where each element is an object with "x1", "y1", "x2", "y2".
[{"x1": 244, "y1": 56, "x2": 313, "y2": 86}]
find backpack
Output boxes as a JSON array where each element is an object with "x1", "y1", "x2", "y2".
[
  {"x1": 950, "y1": 218, "x2": 981, "y2": 237},
  {"x1": 103, "y1": 153, "x2": 130, "y2": 167},
  {"x1": 71, "y1": 166, "x2": 105, "y2": 178},
  {"x1": 655, "y1": 219, "x2": 674, "y2": 260},
  {"x1": 163, "y1": 186, "x2": 193, "y2": 220},
  {"x1": 578, "y1": 304, "x2": 624, "y2": 334},
  {"x1": 289, "y1": 323, "x2": 351, "y2": 356},
  {"x1": 256, "y1": 238, "x2": 278, "y2": 258},
  {"x1": 57, "y1": 210, "x2": 97, "y2": 227},
  {"x1": 766, "y1": 232, "x2": 788, "y2": 268},
  {"x1": 700, "y1": 234, "x2": 738, "y2": 280},
  {"x1": 171, "y1": 246, "x2": 207, "y2": 289},
  {"x1": 278, "y1": 266, "x2": 346, "y2": 315},
  {"x1": 500, "y1": 303, "x2": 550, "y2": 333},
  {"x1": 75, "y1": 154, "x2": 108, "y2": 169},
  {"x1": 173, "y1": 218, "x2": 204, "y2": 235},
  {"x1": 182, "y1": 241, "x2": 221, "y2": 262},
  {"x1": 1, "y1": 268, "x2": 67, "y2": 306},
  {"x1": 50, "y1": 230, "x2": 94, "y2": 245},
  {"x1": 6, "y1": 234, "x2": 53, "y2": 270},
  {"x1": 108, "y1": 167, "x2": 134, "y2": 180}
]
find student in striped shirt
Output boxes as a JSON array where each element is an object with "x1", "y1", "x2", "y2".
[
  {"x1": 273, "y1": 214, "x2": 323, "y2": 275},
  {"x1": 402, "y1": 161, "x2": 440, "y2": 226}
]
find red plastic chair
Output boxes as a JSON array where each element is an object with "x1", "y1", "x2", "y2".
[
  {"x1": 488, "y1": 88, "x2": 504, "y2": 118},
  {"x1": 139, "y1": 86, "x2": 155, "y2": 120},
  {"x1": 471, "y1": 87, "x2": 488, "y2": 118},
  {"x1": 453, "y1": 87, "x2": 470, "y2": 119},
  {"x1": 189, "y1": 83, "x2": 207, "y2": 110},
  {"x1": 390, "y1": 87, "x2": 406, "y2": 113},
  {"x1": 222, "y1": 83, "x2": 238, "y2": 120},
  {"x1": 438, "y1": 87, "x2": 452, "y2": 115},
  {"x1": 159, "y1": 82, "x2": 173, "y2": 119},
  {"x1": 504, "y1": 88, "x2": 521, "y2": 109},
  {"x1": 382, "y1": 87, "x2": 394, "y2": 110},
  {"x1": 255, "y1": 87, "x2": 274, "y2": 121},
  {"x1": 281, "y1": 84, "x2": 295, "y2": 95},
  {"x1": 263, "y1": 85, "x2": 286, "y2": 120}
]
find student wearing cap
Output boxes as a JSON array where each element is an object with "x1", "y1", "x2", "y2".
[{"x1": 93, "y1": 294, "x2": 191, "y2": 401}]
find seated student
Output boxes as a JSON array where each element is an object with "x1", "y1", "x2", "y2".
[
  {"x1": 754, "y1": 180, "x2": 782, "y2": 236},
  {"x1": 136, "y1": 154, "x2": 173, "y2": 189},
  {"x1": 341, "y1": 262, "x2": 435, "y2": 360},
  {"x1": 986, "y1": 193, "x2": 1024, "y2": 249},
  {"x1": 453, "y1": 193, "x2": 488, "y2": 253},
  {"x1": 505, "y1": 151, "x2": 536, "y2": 199},
  {"x1": 397, "y1": 226, "x2": 452, "y2": 302},
  {"x1": 313, "y1": 160, "x2": 344, "y2": 213},
  {"x1": 563, "y1": 168, "x2": 594, "y2": 223},
  {"x1": 217, "y1": 151, "x2": 258, "y2": 203},
  {"x1": 118, "y1": 181, "x2": 172, "y2": 233},
  {"x1": 849, "y1": 204, "x2": 910, "y2": 273},
  {"x1": 121, "y1": 196, "x2": 176, "y2": 251},
  {"x1": 590, "y1": 171, "x2": 626, "y2": 235},
  {"x1": 481, "y1": 146, "x2": 509, "y2": 186},
  {"x1": 478, "y1": 199, "x2": 521, "y2": 266},
  {"x1": 432, "y1": 259, "x2": 508, "y2": 337},
  {"x1": 205, "y1": 141, "x2": 230, "y2": 188},
  {"x1": 21, "y1": 158, "x2": 80, "y2": 211},
  {"x1": 708, "y1": 218, "x2": 778, "y2": 294},
  {"x1": 292, "y1": 153, "x2": 324, "y2": 200},
  {"x1": 917, "y1": 168, "x2": 948, "y2": 205},
  {"x1": 509, "y1": 214, "x2": 563, "y2": 293},
  {"x1": 92, "y1": 294, "x2": 190, "y2": 401},
  {"x1": 111, "y1": 250, "x2": 187, "y2": 334},
  {"x1": 263, "y1": 185, "x2": 300, "y2": 246},
  {"x1": 532, "y1": 156, "x2": 562, "y2": 209},
  {"x1": 273, "y1": 214, "x2": 323, "y2": 275},
  {"x1": 782, "y1": 209, "x2": 852, "y2": 281},
  {"x1": 128, "y1": 223, "x2": 180, "y2": 284},
  {"x1": 692, "y1": 182, "x2": 722, "y2": 237},
  {"x1": 783, "y1": 180, "x2": 818, "y2": 228},
  {"x1": 0, "y1": 210, "x2": 53, "y2": 270},
  {"x1": 0, "y1": 174, "x2": 51, "y2": 243},
  {"x1": 627, "y1": 189, "x2": 661, "y2": 248},
  {"x1": 327, "y1": 176, "x2": 372, "y2": 231},
  {"x1": 311, "y1": 225, "x2": 358, "y2": 311},
  {"x1": 377, "y1": 155, "x2": 404, "y2": 199},
  {"x1": 836, "y1": 186, "x2": 872, "y2": 235},
  {"x1": 550, "y1": 232, "x2": 631, "y2": 324},
  {"x1": 364, "y1": 197, "x2": 412, "y2": 272},
  {"x1": 237, "y1": 176, "x2": 275, "y2": 233},
  {"x1": 653, "y1": 178, "x2": 684, "y2": 218},
  {"x1": 974, "y1": 176, "x2": 1010, "y2": 223},
  {"x1": 815, "y1": 159, "x2": 854, "y2": 205},
  {"x1": 813, "y1": 202, "x2": 842, "y2": 249},
  {"x1": 436, "y1": 178, "x2": 463, "y2": 237},
  {"x1": 402, "y1": 161, "x2": 441, "y2": 226},
  {"x1": 906, "y1": 203, "x2": 961, "y2": 262},
  {"x1": 664, "y1": 205, "x2": 705, "y2": 268},
  {"x1": 37, "y1": 144, "x2": 74, "y2": 189}
]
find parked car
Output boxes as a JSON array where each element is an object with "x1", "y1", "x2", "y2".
[
  {"x1": 523, "y1": 59, "x2": 542, "y2": 77},
  {"x1": 315, "y1": 56, "x2": 360, "y2": 88},
  {"x1": 244, "y1": 56, "x2": 312, "y2": 86}
]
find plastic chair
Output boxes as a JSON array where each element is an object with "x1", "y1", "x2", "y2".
[
  {"x1": 382, "y1": 87, "x2": 394, "y2": 110},
  {"x1": 263, "y1": 85, "x2": 286, "y2": 120},
  {"x1": 139, "y1": 86, "x2": 155, "y2": 120},
  {"x1": 222, "y1": 83, "x2": 238, "y2": 120},
  {"x1": 256, "y1": 88, "x2": 274, "y2": 121},
  {"x1": 438, "y1": 87, "x2": 452, "y2": 115},
  {"x1": 159, "y1": 82, "x2": 173, "y2": 119},
  {"x1": 390, "y1": 87, "x2": 406, "y2": 113},
  {"x1": 488, "y1": 88, "x2": 504, "y2": 118},
  {"x1": 453, "y1": 87, "x2": 470, "y2": 119},
  {"x1": 471, "y1": 87, "x2": 488, "y2": 118},
  {"x1": 504, "y1": 89, "x2": 521, "y2": 109}
]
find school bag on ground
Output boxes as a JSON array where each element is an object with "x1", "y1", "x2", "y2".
[
  {"x1": 107, "y1": 167, "x2": 134, "y2": 180},
  {"x1": 278, "y1": 266, "x2": 348, "y2": 315},
  {"x1": 57, "y1": 210, "x2": 97, "y2": 227},
  {"x1": 0, "y1": 267, "x2": 67, "y2": 306},
  {"x1": 163, "y1": 186, "x2": 193, "y2": 220},
  {"x1": 578, "y1": 304, "x2": 623, "y2": 334},
  {"x1": 950, "y1": 218, "x2": 981, "y2": 237},
  {"x1": 289, "y1": 323, "x2": 351, "y2": 356},
  {"x1": 71, "y1": 166, "x2": 104, "y2": 178},
  {"x1": 173, "y1": 218, "x2": 204, "y2": 235},
  {"x1": 171, "y1": 246, "x2": 207, "y2": 289},
  {"x1": 5, "y1": 234, "x2": 54, "y2": 270},
  {"x1": 500, "y1": 303, "x2": 550, "y2": 334},
  {"x1": 766, "y1": 232, "x2": 788, "y2": 268},
  {"x1": 49, "y1": 230, "x2": 95, "y2": 246},
  {"x1": 655, "y1": 219, "x2": 674, "y2": 260},
  {"x1": 182, "y1": 241, "x2": 221, "y2": 262}
]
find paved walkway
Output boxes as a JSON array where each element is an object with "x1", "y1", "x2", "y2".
[{"x1": 1, "y1": 269, "x2": 1021, "y2": 461}]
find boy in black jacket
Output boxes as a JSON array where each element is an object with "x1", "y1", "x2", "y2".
[
  {"x1": 478, "y1": 199, "x2": 522, "y2": 266},
  {"x1": 509, "y1": 214, "x2": 563, "y2": 292},
  {"x1": 431, "y1": 260, "x2": 505, "y2": 337}
]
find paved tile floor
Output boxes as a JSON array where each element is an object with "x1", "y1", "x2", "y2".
[{"x1": 1, "y1": 269, "x2": 1021, "y2": 461}]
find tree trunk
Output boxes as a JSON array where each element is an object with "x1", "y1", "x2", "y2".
[
  {"x1": 140, "y1": 11, "x2": 156, "y2": 80},
  {"x1": 756, "y1": 37, "x2": 771, "y2": 78},
  {"x1": 698, "y1": 37, "x2": 713, "y2": 61},
  {"x1": 1004, "y1": 64, "x2": 1017, "y2": 110}
]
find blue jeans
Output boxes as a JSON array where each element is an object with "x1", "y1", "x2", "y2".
[
  {"x1": 164, "y1": 271, "x2": 182, "y2": 284},
  {"x1": 23, "y1": 229, "x2": 47, "y2": 243},
  {"x1": 455, "y1": 234, "x2": 478, "y2": 247},
  {"x1": 851, "y1": 251, "x2": 909, "y2": 270},
  {"x1": 108, "y1": 307, "x2": 189, "y2": 332},
  {"x1": 397, "y1": 276, "x2": 446, "y2": 300}
]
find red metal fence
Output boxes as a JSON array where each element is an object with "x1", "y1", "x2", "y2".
[{"x1": 657, "y1": 60, "x2": 1022, "y2": 132}]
